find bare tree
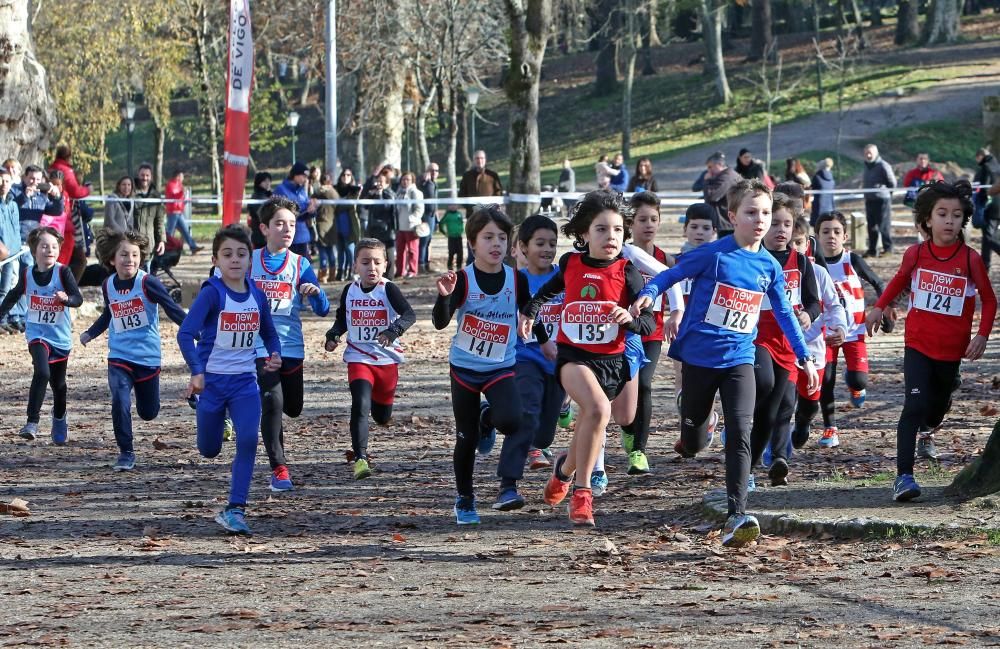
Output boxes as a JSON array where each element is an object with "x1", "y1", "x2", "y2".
[
  {"x1": 700, "y1": 0, "x2": 732, "y2": 104},
  {"x1": 924, "y1": 0, "x2": 963, "y2": 44},
  {"x1": 895, "y1": 0, "x2": 921, "y2": 45},
  {"x1": 740, "y1": 41, "x2": 803, "y2": 170},
  {"x1": 748, "y1": 0, "x2": 774, "y2": 62},
  {"x1": 0, "y1": 0, "x2": 56, "y2": 164},
  {"x1": 622, "y1": 0, "x2": 639, "y2": 159},
  {"x1": 814, "y1": 35, "x2": 863, "y2": 180}
]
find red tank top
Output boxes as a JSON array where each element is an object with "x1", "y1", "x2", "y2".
[
  {"x1": 640, "y1": 246, "x2": 669, "y2": 343},
  {"x1": 557, "y1": 254, "x2": 630, "y2": 355},
  {"x1": 755, "y1": 248, "x2": 803, "y2": 374},
  {"x1": 905, "y1": 241, "x2": 977, "y2": 361}
]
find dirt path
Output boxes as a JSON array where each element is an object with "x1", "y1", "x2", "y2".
[{"x1": 2, "y1": 229, "x2": 1000, "y2": 647}]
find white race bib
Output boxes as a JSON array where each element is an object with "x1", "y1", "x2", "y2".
[
  {"x1": 109, "y1": 297, "x2": 151, "y2": 333},
  {"x1": 350, "y1": 308, "x2": 390, "y2": 343},
  {"x1": 640, "y1": 272, "x2": 664, "y2": 312},
  {"x1": 560, "y1": 300, "x2": 619, "y2": 345},
  {"x1": 219, "y1": 310, "x2": 260, "y2": 349},
  {"x1": 526, "y1": 302, "x2": 562, "y2": 343},
  {"x1": 28, "y1": 295, "x2": 65, "y2": 325},
  {"x1": 456, "y1": 313, "x2": 511, "y2": 361},
  {"x1": 913, "y1": 269, "x2": 966, "y2": 317},
  {"x1": 255, "y1": 279, "x2": 294, "y2": 316},
  {"x1": 761, "y1": 269, "x2": 801, "y2": 311},
  {"x1": 704, "y1": 283, "x2": 764, "y2": 333}
]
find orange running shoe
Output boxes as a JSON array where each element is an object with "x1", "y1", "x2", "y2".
[
  {"x1": 543, "y1": 453, "x2": 572, "y2": 505},
  {"x1": 568, "y1": 488, "x2": 595, "y2": 527}
]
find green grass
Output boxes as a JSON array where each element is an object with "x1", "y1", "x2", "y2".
[
  {"x1": 857, "y1": 471, "x2": 896, "y2": 487},
  {"x1": 988, "y1": 530, "x2": 1000, "y2": 546}
]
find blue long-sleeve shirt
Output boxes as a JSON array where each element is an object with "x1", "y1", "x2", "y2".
[
  {"x1": 253, "y1": 247, "x2": 330, "y2": 359},
  {"x1": 610, "y1": 166, "x2": 630, "y2": 193},
  {"x1": 272, "y1": 179, "x2": 313, "y2": 246},
  {"x1": 639, "y1": 236, "x2": 809, "y2": 369},
  {"x1": 85, "y1": 273, "x2": 188, "y2": 339},
  {"x1": 0, "y1": 192, "x2": 20, "y2": 251},
  {"x1": 14, "y1": 186, "x2": 64, "y2": 223}
]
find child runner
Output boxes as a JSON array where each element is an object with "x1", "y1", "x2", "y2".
[
  {"x1": 633, "y1": 179, "x2": 819, "y2": 548},
  {"x1": 866, "y1": 180, "x2": 995, "y2": 501},
  {"x1": 816, "y1": 211, "x2": 891, "y2": 448},
  {"x1": 673, "y1": 203, "x2": 717, "y2": 412},
  {"x1": 177, "y1": 225, "x2": 281, "y2": 535},
  {"x1": 520, "y1": 190, "x2": 655, "y2": 527},
  {"x1": 0, "y1": 226, "x2": 82, "y2": 443},
  {"x1": 80, "y1": 229, "x2": 187, "y2": 470},
  {"x1": 432, "y1": 206, "x2": 533, "y2": 524},
  {"x1": 748, "y1": 192, "x2": 822, "y2": 487},
  {"x1": 439, "y1": 204, "x2": 465, "y2": 271},
  {"x1": 251, "y1": 197, "x2": 331, "y2": 492},
  {"x1": 325, "y1": 238, "x2": 416, "y2": 479}
]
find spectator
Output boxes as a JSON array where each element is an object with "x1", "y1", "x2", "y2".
[
  {"x1": 784, "y1": 158, "x2": 812, "y2": 213},
  {"x1": 0, "y1": 166, "x2": 21, "y2": 333},
  {"x1": 313, "y1": 171, "x2": 339, "y2": 282},
  {"x1": 45, "y1": 170, "x2": 85, "y2": 279},
  {"x1": 248, "y1": 171, "x2": 273, "y2": 249},
  {"x1": 364, "y1": 168, "x2": 397, "y2": 275},
  {"x1": 735, "y1": 147, "x2": 767, "y2": 181},
  {"x1": 627, "y1": 156, "x2": 658, "y2": 193},
  {"x1": 974, "y1": 147, "x2": 1000, "y2": 268},
  {"x1": 15, "y1": 164, "x2": 64, "y2": 241},
  {"x1": 333, "y1": 168, "x2": 362, "y2": 281},
  {"x1": 810, "y1": 157, "x2": 836, "y2": 225},
  {"x1": 595, "y1": 154, "x2": 619, "y2": 189},
  {"x1": 700, "y1": 151, "x2": 741, "y2": 236},
  {"x1": 901, "y1": 153, "x2": 944, "y2": 207},
  {"x1": 164, "y1": 168, "x2": 202, "y2": 254},
  {"x1": 103, "y1": 176, "x2": 135, "y2": 233},
  {"x1": 308, "y1": 165, "x2": 322, "y2": 195},
  {"x1": 458, "y1": 150, "x2": 502, "y2": 217},
  {"x1": 609, "y1": 153, "x2": 630, "y2": 192},
  {"x1": 48, "y1": 145, "x2": 90, "y2": 233},
  {"x1": 394, "y1": 171, "x2": 424, "y2": 278},
  {"x1": 418, "y1": 163, "x2": 440, "y2": 273},
  {"x1": 273, "y1": 161, "x2": 316, "y2": 257},
  {"x1": 3, "y1": 158, "x2": 22, "y2": 187},
  {"x1": 861, "y1": 144, "x2": 896, "y2": 256},
  {"x1": 558, "y1": 158, "x2": 576, "y2": 193},
  {"x1": 133, "y1": 163, "x2": 166, "y2": 259}
]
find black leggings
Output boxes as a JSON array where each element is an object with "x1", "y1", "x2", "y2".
[
  {"x1": 679, "y1": 362, "x2": 756, "y2": 516},
  {"x1": 820, "y1": 361, "x2": 867, "y2": 428},
  {"x1": 793, "y1": 394, "x2": 820, "y2": 447},
  {"x1": 897, "y1": 347, "x2": 959, "y2": 476},
  {"x1": 750, "y1": 347, "x2": 792, "y2": 467},
  {"x1": 451, "y1": 372, "x2": 522, "y2": 497},
  {"x1": 27, "y1": 343, "x2": 67, "y2": 423},
  {"x1": 632, "y1": 339, "x2": 663, "y2": 453},
  {"x1": 447, "y1": 237, "x2": 464, "y2": 269},
  {"x1": 257, "y1": 358, "x2": 305, "y2": 470},
  {"x1": 349, "y1": 379, "x2": 393, "y2": 459}
]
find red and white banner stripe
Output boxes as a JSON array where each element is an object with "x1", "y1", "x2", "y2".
[{"x1": 222, "y1": 0, "x2": 254, "y2": 225}]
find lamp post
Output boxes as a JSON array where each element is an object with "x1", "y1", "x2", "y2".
[
  {"x1": 465, "y1": 85, "x2": 480, "y2": 155},
  {"x1": 287, "y1": 110, "x2": 300, "y2": 164},
  {"x1": 121, "y1": 100, "x2": 136, "y2": 176},
  {"x1": 402, "y1": 98, "x2": 414, "y2": 172}
]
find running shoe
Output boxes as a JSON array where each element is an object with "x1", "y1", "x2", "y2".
[
  {"x1": 113, "y1": 452, "x2": 136, "y2": 472},
  {"x1": 527, "y1": 448, "x2": 551, "y2": 470},
  {"x1": 540, "y1": 447, "x2": 554, "y2": 461},
  {"x1": 477, "y1": 402, "x2": 496, "y2": 455},
  {"x1": 792, "y1": 422, "x2": 810, "y2": 449},
  {"x1": 768, "y1": 458, "x2": 789, "y2": 486},
  {"x1": 818, "y1": 427, "x2": 840, "y2": 448},
  {"x1": 721, "y1": 514, "x2": 760, "y2": 548},
  {"x1": 893, "y1": 474, "x2": 921, "y2": 502},
  {"x1": 454, "y1": 495, "x2": 480, "y2": 525},
  {"x1": 747, "y1": 474, "x2": 757, "y2": 493},
  {"x1": 353, "y1": 458, "x2": 372, "y2": 480},
  {"x1": 916, "y1": 435, "x2": 938, "y2": 460},
  {"x1": 492, "y1": 488, "x2": 526, "y2": 511},
  {"x1": 216, "y1": 507, "x2": 251, "y2": 535},
  {"x1": 627, "y1": 450, "x2": 650, "y2": 475},
  {"x1": 18, "y1": 422, "x2": 38, "y2": 440},
  {"x1": 849, "y1": 388, "x2": 866, "y2": 408},
  {"x1": 187, "y1": 394, "x2": 199, "y2": 410},
  {"x1": 674, "y1": 438, "x2": 696, "y2": 459},
  {"x1": 51, "y1": 416, "x2": 68, "y2": 446},
  {"x1": 568, "y1": 489, "x2": 595, "y2": 527},
  {"x1": 558, "y1": 402, "x2": 575, "y2": 428},
  {"x1": 222, "y1": 418, "x2": 235, "y2": 442},
  {"x1": 270, "y1": 464, "x2": 294, "y2": 491},
  {"x1": 590, "y1": 471, "x2": 609, "y2": 497},
  {"x1": 762, "y1": 442, "x2": 773, "y2": 468},
  {"x1": 543, "y1": 453, "x2": 572, "y2": 505},
  {"x1": 620, "y1": 427, "x2": 635, "y2": 454}
]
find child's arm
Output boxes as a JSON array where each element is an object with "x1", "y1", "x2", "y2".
[
  {"x1": 324, "y1": 285, "x2": 350, "y2": 351},
  {"x1": 514, "y1": 271, "x2": 549, "y2": 342},
  {"x1": 57, "y1": 265, "x2": 83, "y2": 308},
  {"x1": 298, "y1": 258, "x2": 331, "y2": 317},
  {"x1": 622, "y1": 263, "x2": 655, "y2": 336},
  {"x1": 796, "y1": 259, "x2": 822, "y2": 330},
  {"x1": 767, "y1": 268, "x2": 809, "y2": 361},
  {"x1": 850, "y1": 251, "x2": 886, "y2": 296},
  {"x1": 257, "y1": 292, "x2": 281, "y2": 357},
  {"x1": 624, "y1": 244, "x2": 685, "y2": 315},
  {"x1": 521, "y1": 254, "x2": 568, "y2": 320},
  {"x1": 0, "y1": 265, "x2": 26, "y2": 320},
  {"x1": 968, "y1": 250, "x2": 997, "y2": 360},
  {"x1": 81, "y1": 282, "x2": 112, "y2": 345},
  {"x1": 381, "y1": 283, "x2": 416, "y2": 344},
  {"x1": 812, "y1": 269, "x2": 848, "y2": 345},
  {"x1": 176, "y1": 284, "x2": 218, "y2": 376},
  {"x1": 143, "y1": 274, "x2": 188, "y2": 326},
  {"x1": 633, "y1": 245, "x2": 710, "y2": 311},
  {"x1": 432, "y1": 270, "x2": 467, "y2": 330},
  {"x1": 868, "y1": 246, "x2": 919, "y2": 335}
]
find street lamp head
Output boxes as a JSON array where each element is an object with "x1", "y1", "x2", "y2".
[
  {"x1": 288, "y1": 110, "x2": 300, "y2": 128},
  {"x1": 402, "y1": 98, "x2": 415, "y2": 115},
  {"x1": 465, "y1": 85, "x2": 480, "y2": 107},
  {"x1": 121, "y1": 100, "x2": 136, "y2": 121}
]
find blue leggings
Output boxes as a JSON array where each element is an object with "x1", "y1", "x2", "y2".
[
  {"x1": 108, "y1": 361, "x2": 161, "y2": 454},
  {"x1": 196, "y1": 373, "x2": 261, "y2": 508}
]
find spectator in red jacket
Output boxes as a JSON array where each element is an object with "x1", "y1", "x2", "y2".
[
  {"x1": 48, "y1": 145, "x2": 89, "y2": 280},
  {"x1": 164, "y1": 168, "x2": 202, "y2": 254},
  {"x1": 901, "y1": 153, "x2": 944, "y2": 207}
]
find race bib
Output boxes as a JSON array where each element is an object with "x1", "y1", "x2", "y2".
[
  {"x1": 681, "y1": 278, "x2": 693, "y2": 297},
  {"x1": 255, "y1": 279, "x2": 294, "y2": 316},
  {"x1": 560, "y1": 300, "x2": 619, "y2": 345},
  {"x1": 350, "y1": 308, "x2": 390, "y2": 343},
  {"x1": 456, "y1": 314, "x2": 511, "y2": 361},
  {"x1": 28, "y1": 295, "x2": 65, "y2": 325},
  {"x1": 640, "y1": 272, "x2": 664, "y2": 312},
  {"x1": 219, "y1": 310, "x2": 260, "y2": 349},
  {"x1": 913, "y1": 269, "x2": 966, "y2": 317},
  {"x1": 704, "y1": 283, "x2": 763, "y2": 333},
  {"x1": 109, "y1": 297, "x2": 150, "y2": 333},
  {"x1": 526, "y1": 301, "x2": 562, "y2": 343},
  {"x1": 761, "y1": 269, "x2": 801, "y2": 311}
]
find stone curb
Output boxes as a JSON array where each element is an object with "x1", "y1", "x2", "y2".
[{"x1": 701, "y1": 489, "x2": 970, "y2": 539}]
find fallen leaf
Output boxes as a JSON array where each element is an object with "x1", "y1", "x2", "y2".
[
  {"x1": 780, "y1": 548, "x2": 793, "y2": 561},
  {"x1": 392, "y1": 533, "x2": 406, "y2": 543},
  {"x1": 0, "y1": 498, "x2": 30, "y2": 517}
]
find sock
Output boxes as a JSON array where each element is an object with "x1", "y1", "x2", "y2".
[
  {"x1": 555, "y1": 454, "x2": 571, "y2": 482},
  {"x1": 593, "y1": 434, "x2": 606, "y2": 473}
]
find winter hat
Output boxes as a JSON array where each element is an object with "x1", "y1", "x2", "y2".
[{"x1": 290, "y1": 161, "x2": 309, "y2": 177}]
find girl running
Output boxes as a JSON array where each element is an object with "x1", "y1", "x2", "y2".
[
  {"x1": 80, "y1": 229, "x2": 187, "y2": 470},
  {"x1": 866, "y1": 180, "x2": 995, "y2": 502},
  {"x1": 0, "y1": 226, "x2": 82, "y2": 444},
  {"x1": 177, "y1": 225, "x2": 281, "y2": 535},
  {"x1": 633, "y1": 179, "x2": 818, "y2": 548},
  {"x1": 519, "y1": 190, "x2": 655, "y2": 527}
]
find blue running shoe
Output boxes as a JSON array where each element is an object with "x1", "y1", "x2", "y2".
[
  {"x1": 722, "y1": 514, "x2": 761, "y2": 548},
  {"x1": 477, "y1": 402, "x2": 496, "y2": 455},
  {"x1": 849, "y1": 388, "x2": 866, "y2": 408},
  {"x1": 18, "y1": 422, "x2": 38, "y2": 440},
  {"x1": 51, "y1": 416, "x2": 68, "y2": 446},
  {"x1": 269, "y1": 465, "x2": 294, "y2": 492},
  {"x1": 590, "y1": 471, "x2": 609, "y2": 497},
  {"x1": 762, "y1": 442, "x2": 773, "y2": 468},
  {"x1": 747, "y1": 474, "x2": 757, "y2": 493},
  {"x1": 216, "y1": 507, "x2": 251, "y2": 535},
  {"x1": 454, "y1": 496, "x2": 480, "y2": 525},
  {"x1": 113, "y1": 452, "x2": 136, "y2": 472},
  {"x1": 492, "y1": 488, "x2": 526, "y2": 511},
  {"x1": 893, "y1": 474, "x2": 921, "y2": 502}
]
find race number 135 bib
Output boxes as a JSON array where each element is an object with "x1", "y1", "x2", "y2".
[
  {"x1": 560, "y1": 300, "x2": 620, "y2": 345},
  {"x1": 255, "y1": 280, "x2": 294, "y2": 316},
  {"x1": 456, "y1": 314, "x2": 511, "y2": 361},
  {"x1": 914, "y1": 269, "x2": 966, "y2": 317},
  {"x1": 28, "y1": 295, "x2": 65, "y2": 325},
  {"x1": 109, "y1": 297, "x2": 150, "y2": 333},
  {"x1": 350, "y1": 308, "x2": 389, "y2": 343},
  {"x1": 704, "y1": 283, "x2": 764, "y2": 333}
]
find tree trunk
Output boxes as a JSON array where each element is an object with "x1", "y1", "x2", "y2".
[
  {"x1": 193, "y1": 1, "x2": 221, "y2": 200},
  {"x1": 622, "y1": 0, "x2": 638, "y2": 159},
  {"x1": 846, "y1": 0, "x2": 867, "y2": 47},
  {"x1": 946, "y1": 420, "x2": 1000, "y2": 499},
  {"x1": 925, "y1": 0, "x2": 962, "y2": 44},
  {"x1": 640, "y1": 0, "x2": 657, "y2": 76},
  {"x1": 593, "y1": 0, "x2": 618, "y2": 96},
  {"x1": 895, "y1": 0, "x2": 921, "y2": 44},
  {"x1": 505, "y1": 0, "x2": 551, "y2": 224},
  {"x1": 446, "y1": 88, "x2": 460, "y2": 197},
  {"x1": 154, "y1": 124, "x2": 166, "y2": 188},
  {"x1": 868, "y1": 0, "x2": 883, "y2": 26},
  {"x1": 648, "y1": 0, "x2": 663, "y2": 46},
  {"x1": 460, "y1": 96, "x2": 471, "y2": 170},
  {"x1": 0, "y1": 0, "x2": 56, "y2": 164},
  {"x1": 700, "y1": 0, "x2": 732, "y2": 104},
  {"x1": 749, "y1": 0, "x2": 774, "y2": 61},
  {"x1": 98, "y1": 129, "x2": 106, "y2": 196}
]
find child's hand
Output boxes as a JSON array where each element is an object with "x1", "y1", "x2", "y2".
[
  {"x1": 825, "y1": 327, "x2": 846, "y2": 347},
  {"x1": 630, "y1": 295, "x2": 652, "y2": 318},
  {"x1": 541, "y1": 339, "x2": 557, "y2": 362},
  {"x1": 803, "y1": 360, "x2": 820, "y2": 393},
  {"x1": 437, "y1": 271, "x2": 457, "y2": 296},
  {"x1": 610, "y1": 306, "x2": 633, "y2": 325},
  {"x1": 796, "y1": 311, "x2": 812, "y2": 331},
  {"x1": 518, "y1": 313, "x2": 533, "y2": 341},
  {"x1": 665, "y1": 309, "x2": 683, "y2": 342},
  {"x1": 324, "y1": 339, "x2": 338, "y2": 353},
  {"x1": 376, "y1": 331, "x2": 393, "y2": 347},
  {"x1": 80, "y1": 332, "x2": 91, "y2": 346},
  {"x1": 864, "y1": 307, "x2": 884, "y2": 336},
  {"x1": 965, "y1": 334, "x2": 987, "y2": 361},
  {"x1": 263, "y1": 352, "x2": 282, "y2": 372},
  {"x1": 186, "y1": 374, "x2": 205, "y2": 398},
  {"x1": 54, "y1": 290, "x2": 69, "y2": 304},
  {"x1": 299, "y1": 282, "x2": 321, "y2": 296}
]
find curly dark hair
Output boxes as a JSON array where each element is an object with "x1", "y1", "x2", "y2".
[
  {"x1": 95, "y1": 228, "x2": 150, "y2": 271},
  {"x1": 257, "y1": 196, "x2": 300, "y2": 227},
  {"x1": 561, "y1": 189, "x2": 633, "y2": 250},
  {"x1": 913, "y1": 179, "x2": 973, "y2": 241},
  {"x1": 212, "y1": 224, "x2": 253, "y2": 257}
]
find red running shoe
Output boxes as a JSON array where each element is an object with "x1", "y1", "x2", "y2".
[
  {"x1": 569, "y1": 488, "x2": 595, "y2": 527},
  {"x1": 543, "y1": 453, "x2": 572, "y2": 505}
]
